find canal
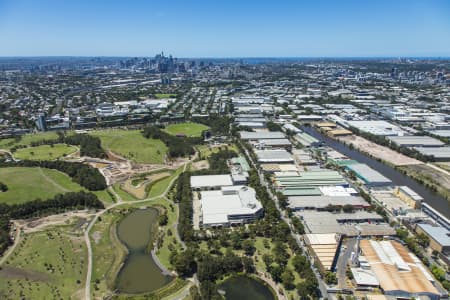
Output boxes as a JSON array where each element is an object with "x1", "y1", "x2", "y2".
[
  {"x1": 115, "y1": 208, "x2": 172, "y2": 294},
  {"x1": 218, "y1": 275, "x2": 276, "y2": 300},
  {"x1": 302, "y1": 126, "x2": 450, "y2": 218}
]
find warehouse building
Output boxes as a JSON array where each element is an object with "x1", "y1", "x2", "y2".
[
  {"x1": 294, "y1": 132, "x2": 320, "y2": 147},
  {"x1": 254, "y1": 138, "x2": 292, "y2": 150},
  {"x1": 190, "y1": 174, "x2": 233, "y2": 190},
  {"x1": 388, "y1": 135, "x2": 445, "y2": 148},
  {"x1": 200, "y1": 185, "x2": 263, "y2": 227},
  {"x1": 416, "y1": 223, "x2": 450, "y2": 255},
  {"x1": 414, "y1": 146, "x2": 450, "y2": 161},
  {"x1": 288, "y1": 195, "x2": 370, "y2": 211},
  {"x1": 346, "y1": 163, "x2": 392, "y2": 187},
  {"x1": 359, "y1": 240, "x2": 440, "y2": 300},
  {"x1": 304, "y1": 233, "x2": 340, "y2": 272},
  {"x1": 393, "y1": 186, "x2": 423, "y2": 209},
  {"x1": 255, "y1": 149, "x2": 294, "y2": 163},
  {"x1": 275, "y1": 170, "x2": 348, "y2": 195},
  {"x1": 239, "y1": 131, "x2": 285, "y2": 141},
  {"x1": 347, "y1": 120, "x2": 404, "y2": 136}
]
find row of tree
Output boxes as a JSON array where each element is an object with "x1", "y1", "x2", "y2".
[
  {"x1": 0, "y1": 191, "x2": 104, "y2": 256},
  {"x1": 0, "y1": 160, "x2": 106, "y2": 191},
  {"x1": 191, "y1": 115, "x2": 232, "y2": 136},
  {"x1": 142, "y1": 126, "x2": 199, "y2": 158}
]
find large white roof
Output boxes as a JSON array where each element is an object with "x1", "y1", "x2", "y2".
[{"x1": 190, "y1": 174, "x2": 233, "y2": 188}]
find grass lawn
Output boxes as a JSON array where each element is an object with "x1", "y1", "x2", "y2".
[
  {"x1": 0, "y1": 167, "x2": 85, "y2": 205},
  {"x1": 164, "y1": 122, "x2": 209, "y2": 138},
  {"x1": 90, "y1": 129, "x2": 167, "y2": 164},
  {"x1": 155, "y1": 93, "x2": 177, "y2": 99},
  {"x1": 147, "y1": 167, "x2": 183, "y2": 198},
  {"x1": 0, "y1": 226, "x2": 87, "y2": 299},
  {"x1": 14, "y1": 144, "x2": 77, "y2": 161},
  {"x1": 196, "y1": 144, "x2": 238, "y2": 159},
  {"x1": 0, "y1": 132, "x2": 60, "y2": 150}
]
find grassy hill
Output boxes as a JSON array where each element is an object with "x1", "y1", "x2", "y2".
[{"x1": 163, "y1": 122, "x2": 209, "y2": 137}]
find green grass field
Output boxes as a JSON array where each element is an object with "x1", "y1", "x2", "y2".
[
  {"x1": 14, "y1": 144, "x2": 77, "y2": 161},
  {"x1": 0, "y1": 167, "x2": 85, "y2": 205},
  {"x1": 0, "y1": 226, "x2": 87, "y2": 299},
  {"x1": 0, "y1": 132, "x2": 60, "y2": 150},
  {"x1": 163, "y1": 122, "x2": 209, "y2": 137},
  {"x1": 155, "y1": 93, "x2": 177, "y2": 99},
  {"x1": 90, "y1": 129, "x2": 167, "y2": 164}
]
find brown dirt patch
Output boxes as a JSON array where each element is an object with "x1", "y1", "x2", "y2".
[{"x1": 0, "y1": 266, "x2": 50, "y2": 282}]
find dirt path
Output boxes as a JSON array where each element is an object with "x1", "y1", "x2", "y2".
[
  {"x1": 84, "y1": 162, "x2": 189, "y2": 300},
  {"x1": 38, "y1": 167, "x2": 70, "y2": 193},
  {"x1": 0, "y1": 222, "x2": 21, "y2": 266}
]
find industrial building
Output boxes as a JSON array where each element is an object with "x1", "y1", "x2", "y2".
[
  {"x1": 388, "y1": 135, "x2": 445, "y2": 148},
  {"x1": 254, "y1": 149, "x2": 294, "y2": 163},
  {"x1": 304, "y1": 233, "x2": 340, "y2": 271},
  {"x1": 393, "y1": 186, "x2": 423, "y2": 209},
  {"x1": 239, "y1": 131, "x2": 285, "y2": 141},
  {"x1": 414, "y1": 146, "x2": 450, "y2": 161},
  {"x1": 345, "y1": 163, "x2": 392, "y2": 187},
  {"x1": 288, "y1": 195, "x2": 370, "y2": 211},
  {"x1": 254, "y1": 138, "x2": 292, "y2": 150},
  {"x1": 294, "y1": 132, "x2": 321, "y2": 147},
  {"x1": 346, "y1": 120, "x2": 404, "y2": 136},
  {"x1": 358, "y1": 240, "x2": 440, "y2": 300},
  {"x1": 416, "y1": 223, "x2": 450, "y2": 255},
  {"x1": 190, "y1": 174, "x2": 233, "y2": 190},
  {"x1": 200, "y1": 186, "x2": 263, "y2": 227}
]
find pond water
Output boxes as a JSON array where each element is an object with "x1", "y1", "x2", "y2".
[
  {"x1": 218, "y1": 275, "x2": 276, "y2": 300},
  {"x1": 115, "y1": 208, "x2": 172, "y2": 294}
]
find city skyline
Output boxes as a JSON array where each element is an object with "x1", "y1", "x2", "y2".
[{"x1": 0, "y1": 0, "x2": 449, "y2": 57}]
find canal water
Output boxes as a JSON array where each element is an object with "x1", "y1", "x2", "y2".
[
  {"x1": 218, "y1": 275, "x2": 276, "y2": 300},
  {"x1": 302, "y1": 126, "x2": 450, "y2": 218},
  {"x1": 115, "y1": 208, "x2": 172, "y2": 294}
]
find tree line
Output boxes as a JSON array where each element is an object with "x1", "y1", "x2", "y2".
[
  {"x1": 0, "y1": 191, "x2": 104, "y2": 256},
  {"x1": 0, "y1": 160, "x2": 106, "y2": 191},
  {"x1": 142, "y1": 126, "x2": 200, "y2": 158}
]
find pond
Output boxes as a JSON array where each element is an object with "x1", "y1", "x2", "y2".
[
  {"x1": 115, "y1": 208, "x2": 172, "y2": 294},
  {"x1": 218, "y1": 275, "x2": 276, "y2": 300}
]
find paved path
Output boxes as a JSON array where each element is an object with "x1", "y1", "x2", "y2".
[
  {"x1": 84, "y1": 162, "x2": 188, "y2": 300},
  {"x1": 427, "y1": 162, "x2": 450, "y2": 176}
]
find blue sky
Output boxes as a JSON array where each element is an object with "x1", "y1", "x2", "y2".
[{"x1": 0, "y1": 0, "x2": 449, "y2": 57}]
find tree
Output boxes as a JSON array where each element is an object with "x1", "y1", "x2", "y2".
[
  {"x1": 173, "y1": 250, "x2": 197, "y2": 277},
  {"x1": 325, "y1": 271, "x2": 337, "y2": 285},
  {"x1": 242, "y1": 240, "x2": 256, "y2": 256},
  {"x1": 342, "y1": 204, "x2": 354, "y2": 213},
  {"x1": 281, "y1": 269, "x2": 295, "y2": 290}
]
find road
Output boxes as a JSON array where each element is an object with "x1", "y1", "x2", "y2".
[
  {"x1": 336, "y1": 238, "x2": 357, "y2": 289},
  {"x1": 241, "y1": 144, "x2": 329, "y2": 299},
  {"x1": 84, "y1": 163, "x2": 188, "y2": 300}
]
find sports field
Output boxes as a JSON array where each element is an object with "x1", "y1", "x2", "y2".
[
  {"x1": 155, "y1": 93, "x2": 177, "y2": 99},
  {"x1": 0, "y1": 132, "x2": 60, "y2": 150},
  {"x1": 163, "y1": 122, "x2": 209, "y2": 137},
  {"x1": 90, "y1": 129, "x2": 167, "y2": 164},
  {"x1": 0, "y1": 167, "x2": 85, "y2": 205},
  {"x1": 14, "y1": 144, "x2": 77, "y2": 161}
]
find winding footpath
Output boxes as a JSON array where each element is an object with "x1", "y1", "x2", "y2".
[
  {"x1": 84, "y1": 163, "x2": 188, "y2": 300},
  {"x1": 0, "y1": 222, "x2": 21, "y2": 266}
]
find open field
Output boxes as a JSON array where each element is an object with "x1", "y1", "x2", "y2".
[
  {"x1": 90, "y1": 129, "x2": 167, "y2": 164},
  {"x1": 0, "y1": 167, "x2": 85, "y2": 205},
  {"x1": 155, "y1": 93, "x2": 177, "y2": 99},
  {"x1": 337, "y1": 135, "x2": 423, "y2": 166},
  {"x1": 163, "y1": 122, "x2": 209, "y2": 137},
  {"x1": 0, "y1": 225, "x2": 87, "y2": 299},
  {"x1": 196, "y1": 143, "x2": 238, "y2": 159},
  {"x1": 0, "y1": 132, "x2": 60, "y2": 150},
  {"x1": 14, "y1": 144, "x2": 77, "y2": 161},
  {"x1": 122, "y1": 172, "x2": 171, "y2": 199}
]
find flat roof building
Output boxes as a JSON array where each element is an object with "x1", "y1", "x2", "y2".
[
  {"x1": 304, "y1": 233, "x2": 340, "y2": 271},
  {"x1": 288, "y1": 195, "x2": 370, "y2": 211},
  {"x1": 255, "y1": 149, "x2": 294, "y2": 163},
  {"x1": 414, "y1": 146, "x2": 450, "y2": 161},
  {"x1": 388, "y1": 135, "x2": 445, "y2": 148},
  {"x1": 346, "y1": 163, "x2": 392, "y2": 187},
  {"x1": 347, "y1": 120, "x2": 404, "y2": 136},
  {"x1": 416, "y1": 223, "x2": 450, "y2": 255},
  {"x1": 200, "y1": 186, "x2": 263, "y2": 227},
  {"x1": 239, "y1": 131, "x2": 285, "y2": 141},
  {"x1": 191, "y1": 174, "x2": 233, "y2": 190}
]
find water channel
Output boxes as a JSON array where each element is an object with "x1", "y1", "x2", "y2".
[
  {"x1": 115, "y1": 208, "x2": 172, "y2": 294},
  {"x1": 218, "y1": 275, "x2": 276, "y2": 300},
  {"x1": 302, "y1": 126, "x2": 450, "y2": 218}
]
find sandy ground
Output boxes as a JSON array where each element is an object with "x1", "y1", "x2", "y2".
[
  {"x1": 191, "y1": 160, "x2": 210, "y2": 170},
  {"x1": 338, "y1": 135, "x2": 423, "y2": 166},
  {"x1": 16, "y1": 210, "x2": 95, "y2": 233}
]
